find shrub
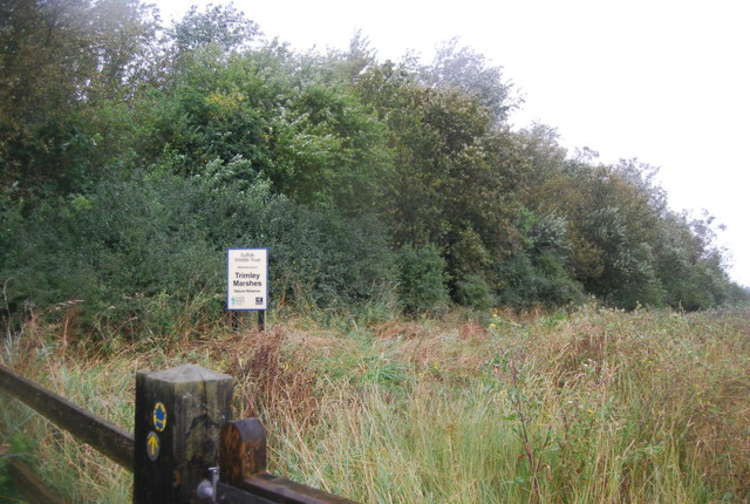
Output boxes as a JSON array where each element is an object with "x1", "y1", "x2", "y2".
[
  {"x1": 455, "y1": 273, "x2": 493, "y2": 310},
  {"x1": 494, "y1": 250, "x2": 583, "y2": 309},
  {"x1": 0, "y1": 166, "x2": 396, "y2": 338},
  {"x1": 396, "y1": 244, "x2": 450, "y2": 314}
]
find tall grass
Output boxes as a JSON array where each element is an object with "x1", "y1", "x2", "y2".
[{"x1": 0, "y1": 305, "x2": 748, "y2": 502}]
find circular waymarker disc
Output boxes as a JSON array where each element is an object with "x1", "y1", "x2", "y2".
[
  {"x1": 153, "y1": 402, "x2": 167, "y2": 432},
  {"x1": 146, "y1": 431, "x2": 160, "y2": 461}
]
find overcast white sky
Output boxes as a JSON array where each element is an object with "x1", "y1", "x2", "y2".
[{"x1": 160, "y1": 0, "x2": 750, "y2": 286}]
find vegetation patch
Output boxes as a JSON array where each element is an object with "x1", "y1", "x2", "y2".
[
  {"x1": 2, "y1": 306, "x2": 749, "y2": 502},
  {"x1": 1, "y1": 2, "x2": 749, "y2": 502}
]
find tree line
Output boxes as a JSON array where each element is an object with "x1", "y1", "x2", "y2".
[{"x1": 1, "y1": 1, "x2": 747, "y2": 337}]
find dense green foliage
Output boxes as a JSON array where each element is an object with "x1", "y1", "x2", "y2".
[
  {"x1": 396, "y1": 244, "x2": 450, "y2": 313},
  {"x1": 1, "y1": 1, "x2": 747, "y2": 337},
  {"x1": 1, "y1": 168, "x2": 394, "y2": 336}
]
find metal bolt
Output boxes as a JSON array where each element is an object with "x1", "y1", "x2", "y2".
[
  {"x1": 196, "y1": 479, "x2": 214, "y2": 500},
  {"x1": 197, "y1": 467, "x2": 219, "y2": 502}
]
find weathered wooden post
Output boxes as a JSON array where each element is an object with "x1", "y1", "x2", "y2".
[
  {"x1": 134, "y1": 364, "x2": 233, "y2": 503},
  {"x1": 219, "y1": 418, "x2": 267, "y2": 485}
]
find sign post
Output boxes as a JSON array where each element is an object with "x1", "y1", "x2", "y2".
[
  {"x1": 134, "y1": 364, "x2": 233, "y2": 503},
  {"x1": 227, "y1": 248, "x2": 268, "y2": 330}
]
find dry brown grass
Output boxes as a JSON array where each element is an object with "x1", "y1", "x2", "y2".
[
  {"x1": 219, "y1": 327, "x2": 320, "y2": 427},
  {"x1": 2, "y1": 305, "x2": 749, "y2": 502}
]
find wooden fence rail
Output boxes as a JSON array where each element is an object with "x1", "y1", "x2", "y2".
[
  {"x1": 0, "y1": 363, "x2": 357, "y2": 504},
  {"x1": 0, "y1": 363, "x2": 133, "y2": 469}
]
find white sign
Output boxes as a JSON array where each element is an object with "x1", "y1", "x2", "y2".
[{"x1": 227, "y1": 249, "x2": 268, "y2": 310}]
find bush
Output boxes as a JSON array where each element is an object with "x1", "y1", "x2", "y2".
[
  {"x1": 455, "y1": 273, "x2": 493, "y2": 310},
  {"x1": 396, "y1": 244, "x2": 450, "y2": 314},
  {"x1": 494, "y1": 251, "x2": 583, "y2": 309},
  {"x1": 0, "y1": 166, "x2": 396, "y2": 338},
  {"x1": 194, "y1": 164, "x2": 396, "y2": 309},
  {"x1": 0, "y1": 171, "x2": 223, "y2": 337}
]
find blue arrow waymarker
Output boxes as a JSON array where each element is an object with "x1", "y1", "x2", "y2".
[{"x1": 153, "y1": 402, "x2": 167, "y2": 432}]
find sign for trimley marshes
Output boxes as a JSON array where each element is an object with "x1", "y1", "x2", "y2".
[{"x1": 227, "y1": 249, "x2": 268, "y2": 310}]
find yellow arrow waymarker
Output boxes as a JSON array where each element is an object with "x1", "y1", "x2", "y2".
[{"x1": 146, "y1": 431, "x2": 160, "y2": 461}]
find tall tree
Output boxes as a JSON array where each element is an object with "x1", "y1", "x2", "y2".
[
  {"x1": 169, "y1": 3, "x2": 259, "y2": 57},
  {"x1": 0, "y1": 0, "x2": 158, "y2": 194},
  {"x1": 419, "y1": 38, "x2": 515, "y2": 124}
]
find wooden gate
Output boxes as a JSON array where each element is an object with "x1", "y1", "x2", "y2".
[{"x1": 0, "y1": 363, "x2": 357, "y2": 503}]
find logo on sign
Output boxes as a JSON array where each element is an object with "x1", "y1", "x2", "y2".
[{"x1": 153, "y1": 402, "x2": 167, "y2": 432}]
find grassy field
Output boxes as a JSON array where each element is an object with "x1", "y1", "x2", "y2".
[{"x1": 1, "y1": 305, "x2": 748, "y2": 503}]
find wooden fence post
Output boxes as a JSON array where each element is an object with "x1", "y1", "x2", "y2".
[
  {"x1": 133, "y1": 364, "x2": 233, "y2": 503},
  {"x1": 219, "y1": 418, "x2": 267, "y2": 485}
]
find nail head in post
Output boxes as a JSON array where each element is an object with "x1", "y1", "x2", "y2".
[{"x1": 196, "y1": 479, "x2": 215, "y2": 501}]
